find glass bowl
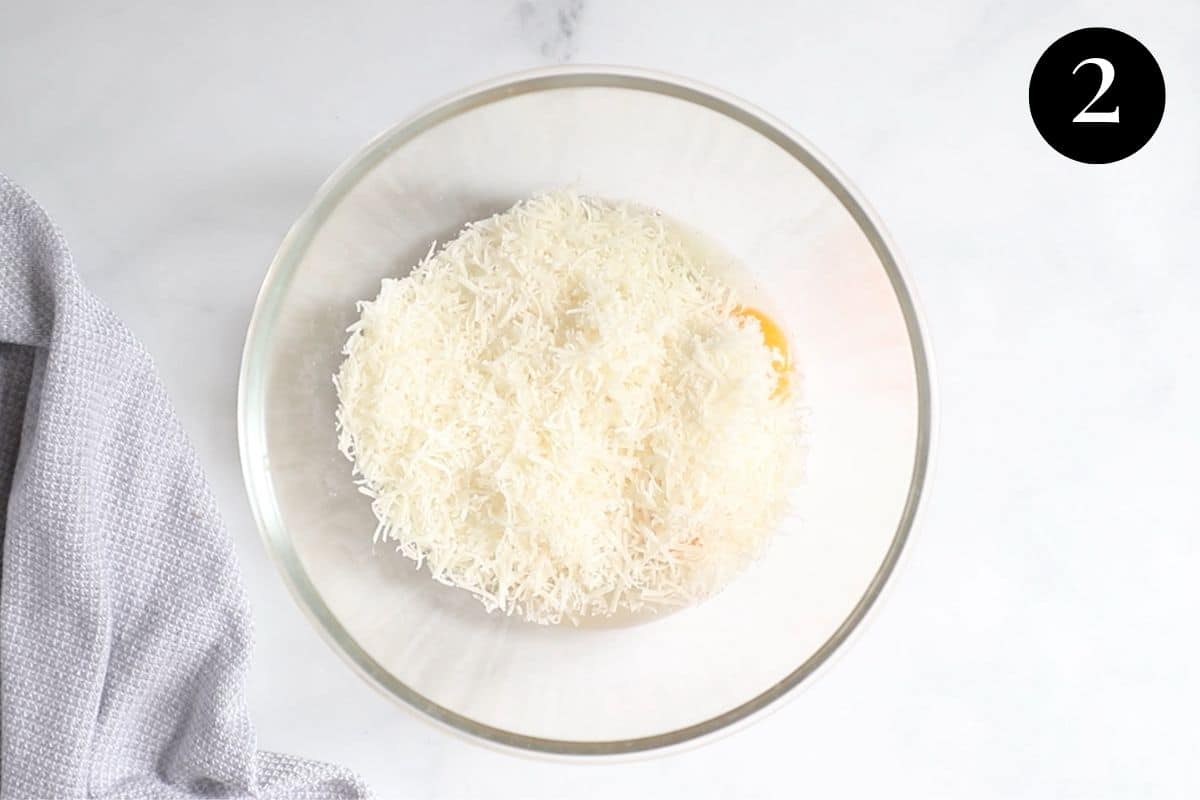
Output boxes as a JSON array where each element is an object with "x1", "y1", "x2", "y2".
[{"x1": 238, "y1": 66, "x2": 932, "y2": 756}]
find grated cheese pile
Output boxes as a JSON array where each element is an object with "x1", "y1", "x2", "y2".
[{"x1": 335, "y1": 192, "x2": 802, "y2": 624}]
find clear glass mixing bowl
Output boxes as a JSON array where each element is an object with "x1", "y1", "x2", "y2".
[{"x1": 238, "y1": 66, "x2": 932, "y2": 756}]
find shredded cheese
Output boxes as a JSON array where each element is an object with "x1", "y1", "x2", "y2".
[{"x1": 335, "y1": 192, "x2": 801, "y2": 624}]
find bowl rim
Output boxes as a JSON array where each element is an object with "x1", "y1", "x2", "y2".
[{"x1": 237, "y1": 63, "x2": 934, "y2": 758}]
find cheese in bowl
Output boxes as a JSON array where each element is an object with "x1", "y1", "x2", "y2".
[{"x1": 334, "y1": 192, "x2": 802, "y2": 624}]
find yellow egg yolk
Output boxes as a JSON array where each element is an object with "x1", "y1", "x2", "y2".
[{"x1": 734, "y1": 306, "x2": 790, "y2": 398}]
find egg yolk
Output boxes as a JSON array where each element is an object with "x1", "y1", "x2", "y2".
[{"x1": 734, "y1": 306, "x2": 790, "y2": 398}]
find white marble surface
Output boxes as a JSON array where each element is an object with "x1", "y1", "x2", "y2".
[{"x1": 3, "y1": 0, "x2": 1198, "y2": 796}]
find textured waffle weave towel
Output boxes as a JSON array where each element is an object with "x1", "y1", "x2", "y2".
[{"x1": 0, "y1": 176, "x2": 368, "y2": 799}]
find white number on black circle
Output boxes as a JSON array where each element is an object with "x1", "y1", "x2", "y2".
[{"x1": 1072, "y1": 57, "x2": 1120, "y2": 123}]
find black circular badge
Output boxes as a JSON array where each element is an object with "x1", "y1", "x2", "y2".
[{"x1": 1029, "y1": 28, "x2": 1165, "y2": 164}]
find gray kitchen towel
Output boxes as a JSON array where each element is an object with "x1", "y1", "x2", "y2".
[{"x1": 0, "y1": 175, "x2": 368, "y2": 799}]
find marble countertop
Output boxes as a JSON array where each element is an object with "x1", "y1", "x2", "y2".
[{"x1": 3, "y1": 0, "x2": 1198, "y2": 796}]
